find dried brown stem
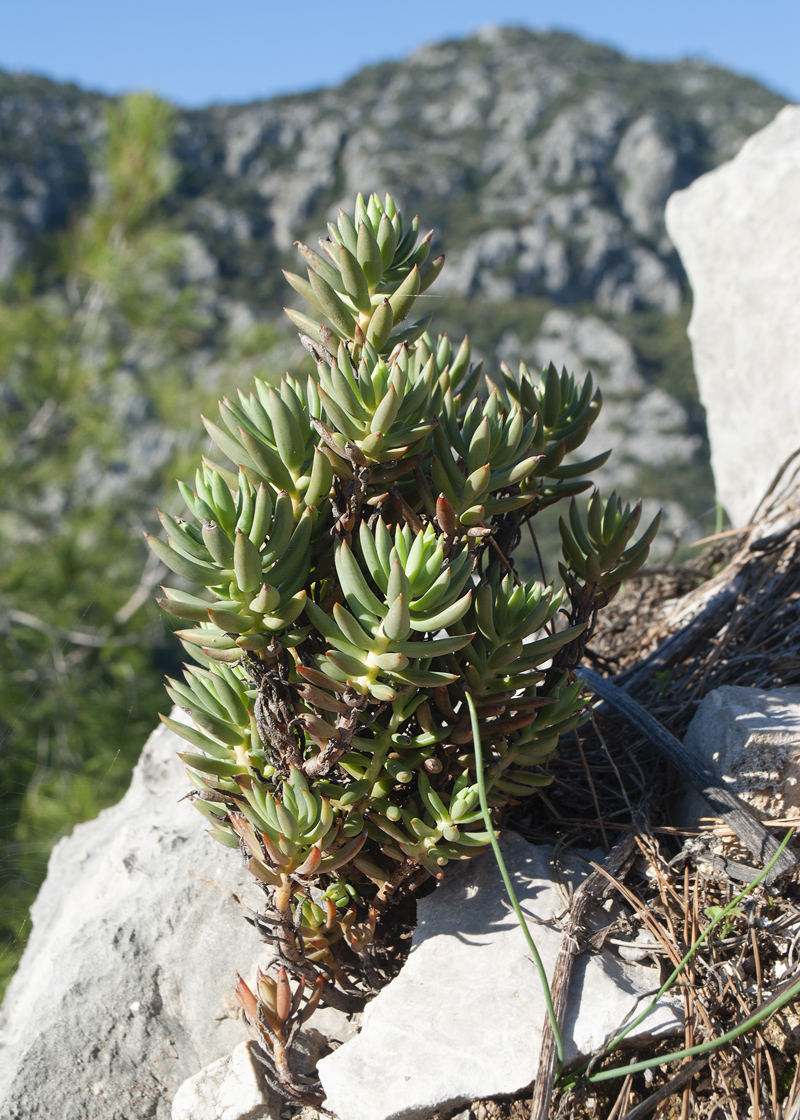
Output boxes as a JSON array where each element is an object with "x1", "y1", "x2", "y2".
[
  {"x1": 618, "y1": 1058, "x2": 709, "y2": 1120},
  {"x1": 529, "y1": 833, "x2": 636, "y2": 1120},
  {"x1": 573, "y1": 730, "x2": 609, "y2": 852}
]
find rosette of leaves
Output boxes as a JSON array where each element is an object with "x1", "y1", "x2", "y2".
[{"x1": 148, "y1": 191, "x2": 660, "y2": 1103}]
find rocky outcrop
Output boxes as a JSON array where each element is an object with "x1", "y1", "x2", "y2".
[
  {"x1": 0, "y1": 31, "x2": 785, "y2": 317},
  {"x1": 170, "y1": 832, "x2": 683, "y2": 1120},
  {"x1": 683, "y1": 686, "x2": 800, "y2": 819},
  {"x1": 499, "y1": 309, "x2": 702, "y2": 550},
  {"x1": 531, "y1": 310, "x2": 700, "y2": 522},
  {"x1": 317, "y1": 833, "x2": 682, "y2": 1120},
  {"x1": 187, "y1": 30, "x2": 779, "y2": 316},
  {"x1": 0, "y1": 71, "x2": 104, "y2": 268},
  {"x1": 0, "y1": 721, "x2": 264, "y2": 1120},
  {"x1": 666, "y1": 105, "x2": 800, "y2": 527},
  {"x1": 171, "y1": 1042, "x2": 282, "y2": 1120}
]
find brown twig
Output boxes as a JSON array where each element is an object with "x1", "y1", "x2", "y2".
[
  {"x1": 488, "y1": 533, "x2": 522, "y2": 584},
  {"x1": 618, "y1": 1058, "x2": 709, "y2": 1120},
  {"x1": 529, "y1": 832, "x2": 636, "y2": 1120},
  {"x1": 527, "y1": 520, "x2": 549, "y2": 587},
  {"x1": 606, "y1": 1073, "x2": 634, "y2": 1120},
  {"x1": 681, "y1": 864, "x2": 696, "y2": 1120},
  {"x1": 573, "y1": 730, "x2": 610, "y2": 852}
]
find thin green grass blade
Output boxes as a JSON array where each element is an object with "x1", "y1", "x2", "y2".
[{"x1": 465, "y1": 690, "x2": 565, "y2": 1068}]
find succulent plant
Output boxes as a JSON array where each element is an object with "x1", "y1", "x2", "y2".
[{"x1": 148, "y1": 191, "x2": 659, "y2": 1102}]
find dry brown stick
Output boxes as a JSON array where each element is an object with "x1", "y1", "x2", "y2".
[
  {"x1": 681, "y1": 864, "x2": 696, "y2": 1120},
  {"x1": 527, "y1": 520, "x2": 549, "y2": 588},
  {"x1": 528, "y1": 832, "x2": 637, "y2": 1120},
  {"x1": 606, "y1": 1073, "x2": 634, "y2": 1120},
  {"x1": 488, "y1": 533, "x2": 522, "y2": 584},
  {"x1": 636, "y1": 835, "x2": 682, "y2": 938},
  {"x1": 751, "y1": 927, "x2": 767, "y2": 1120},
  {"x1": 740, "y1": 1036, "x2": 758, "y2": 1119},
  {"x1": 750, "y1": 445, "x2": 800, "y2": 524},
  {"x1": 750, "y1": 514, "x2": 800, "y2": 552},
  {"x1": 691, "y1": 525, "x2": 758, "y2": 548},
  {"x1": 574, "y1": 730, "x2": 610, "y2": 851},
  {"x1": 641, "y1": 835, "x2": 689, "y2": 917},
  {"x1": 619, "y1": 1058, "x2": 709, "y2": 1120},
  {"x1": 719, "y1": 962, "x2": 762, "y2": 1117},
  {"x1": 536, "y1": 816, "x2": 708, "y2": 835},
  {"x1": 577, "y1": 667, "x2": 797, "y2": 881}
]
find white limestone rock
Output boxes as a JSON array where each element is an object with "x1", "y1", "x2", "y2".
[
  {"x1": 172, "y1": 1041, "x2": 282, "y2": 1120},
  {"x1": 317, "y1": 833, "x2": 683, "y2": 1120},
  {"x1": 0, "y1": 722, "x2": 264, "y2": 1120},
  {"x1": 614, "y1": 114, "x2": 678, "y2": 239},
  {"x1": 683, "y1": 686, "x2": 800, "y2": 819},
  {"x1": 665, "y1": 105, "x2": 800, "y2": 527}
]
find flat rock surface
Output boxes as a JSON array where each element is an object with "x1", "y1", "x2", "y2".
[
  {"x1": 666, "y1": 105, "x2": 800, "y2": 527},
  {"x1": 171, "y1": 1040, "x2": 281, "y2": 1120},
  {"x1": 0, "y1": 721, "x2": 262, "y2": 1120},
  {"x1": 318, "y1": 832, "x2": 682, "y2": 1120},
  {"x1": 683, "y1": 685, "x2": 800, "y2": 819}
]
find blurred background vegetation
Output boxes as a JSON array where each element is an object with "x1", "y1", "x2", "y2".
[{"x1": 0, "y1": 94, "x2": 282, "y2": 994}]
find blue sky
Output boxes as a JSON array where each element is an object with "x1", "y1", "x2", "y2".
[{"x1": 3, "y1": 1, "x2": 798, "y2": 106}]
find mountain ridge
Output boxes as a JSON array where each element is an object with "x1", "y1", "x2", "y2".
[{"x1": 0, "y1": 28, "x2": 790, "y2": 530}]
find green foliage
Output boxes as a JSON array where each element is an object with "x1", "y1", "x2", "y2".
[
  {"x1": 703, "y1": 903, "x2": 743, "y2": 940},
  {"x1": 100, "y1": 94, "x2": 178, "y2": 234},
  {"x1": 0, "y1": 93, "x2": 229, "y2": 995},
  {"x1": 152, "y1": 191, "x2": 660, "y2": 1094}
]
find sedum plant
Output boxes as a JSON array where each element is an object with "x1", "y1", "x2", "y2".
[{"x1": 147, "y1": 192, "x2": 659, "y2": 1103}]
